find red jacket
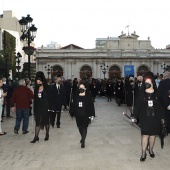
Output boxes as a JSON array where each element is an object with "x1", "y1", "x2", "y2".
[{"x1": 11, "y1": 85, "x2": 34, "y2": 109}]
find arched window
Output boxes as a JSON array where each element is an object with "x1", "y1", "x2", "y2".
[
  {"x1": 109, "y1": 65, "x2": 121, "y2": 79},
  {"x1": 137, "y1": 65, "x2": 150, "y2": 76},
  {"x1": 80, "y1": 66, "x2": 92, "y2": 79},
  {"x1": 52, "y1": 65, "x2": 63, "y2": 77}
]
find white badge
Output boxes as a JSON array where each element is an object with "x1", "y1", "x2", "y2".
[
  {"x1": 118, "y1": 87, "x2": 120, "y2": 90},
  {"x1": 38, "y1": 92, "x2": 42, "y2": 98},
  {"x1": 148, "y1": 100, "x2": 153, "y2": 107},
  {"x1": 79, "y1": 102, "x2": 83, "y2": 107}
]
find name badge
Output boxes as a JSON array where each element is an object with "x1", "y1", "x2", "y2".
[
  {"x1": 148, "y1": 100, "x2": 153, "y2": 107},
  {"x1": 38, "y1": 92, "x2": 42, "y2": 98},
  {"x1": 118, "y1": 87, "x2": 120, "y2": 90},
  {"x1": 79, "y1": 102, "x2": 83, "y2": 107},
  {"x1": 94, "y1": 86, "x2": 96, "y2": 88}
]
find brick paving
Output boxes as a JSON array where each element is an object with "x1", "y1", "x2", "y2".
[{"x1": 0, "y1": 96, "x2": 170, "y2": 170}]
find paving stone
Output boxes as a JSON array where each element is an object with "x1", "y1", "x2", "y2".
[{"x1": 0, "y1": 96, "x2": 170, "y2": 169}]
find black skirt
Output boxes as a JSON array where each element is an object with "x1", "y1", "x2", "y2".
[
  {"x1": 34, "y1": 99, "x2": 49, "y2": 126},
  {"x1": 76, "y1": 115, "x2": 90, "y2": 128}
]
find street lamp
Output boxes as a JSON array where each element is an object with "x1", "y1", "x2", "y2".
[
  {"x1": 101, "y1": 63, "x2": 109, "y2": 79},
  {"x1": 16, "y1": 52, "x2": 22, "y2": 73},
  {"x1": 161, "y1": 63, "x2": 169, "y2": 72},
  {"x1": 19, "y1": 14, "x2": 37, "y2": 79},
  {"x1": 45, "y1": 64, "x2": 53, "y2": 79}
]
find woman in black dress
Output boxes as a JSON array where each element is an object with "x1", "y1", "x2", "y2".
[
  {"x1": 30, "y1": 72, "x2": 50, "y2": 143},
  {"x1": 133, "y1": 72, "x2": 166, "y2": 161},
  {"x1": 73, "y1": 80, "x2": 95, "y2": 148}
]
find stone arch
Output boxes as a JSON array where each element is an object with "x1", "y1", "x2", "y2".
[
  {"x1": 108, "y1": 64, "x2": 121, "y2": 79},
  {"x1": 137, "y1": 65, "x2": 150, "y2": 76},
  {"x1": 80, "y1": 65, "x2": 92, "y2": 79},
  {"x1": 52, "y1": 65, "x2": 64, "y2": 78}
]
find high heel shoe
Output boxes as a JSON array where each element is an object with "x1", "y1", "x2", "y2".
[
  {"x1": 81, "y1": 142, "x2": 85, "y2": 148},
  {"x1": 149, "y1": 151, "x2": 155, "y2": 158},
  {"x1": 30, "y1": 137, "x2": 39, "y2": 143},
  {"x1": 44, "y1": 134, "x2": 49, "y2": 141},
  {"x1": 140, "y1": 153, "x2": 147, "y2": 162}
]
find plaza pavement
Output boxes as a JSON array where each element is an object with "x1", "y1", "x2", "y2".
[{"x1": 0, "y1": 96, "x2": 170, "y2": 170}]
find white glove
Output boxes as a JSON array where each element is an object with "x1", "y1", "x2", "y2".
[
  {"x1": 131, "y1": 117, "x2": 137, "y2": 123},
  {"x1": 89, "y1": 116, "x2": 94, "y2": 120},
  {"x1": 167, "y1": 105, "x2": 170, "y2": 110}
]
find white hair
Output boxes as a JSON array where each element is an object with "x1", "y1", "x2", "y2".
[{"x1": 19, "y1": 79, "x2": 26, "y2": 86}]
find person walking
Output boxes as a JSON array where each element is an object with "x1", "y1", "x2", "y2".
[
  {"x1": 158, "y1": 71, "x2": 170, "y2": 133},
  {"x1": 0, "y1": 78, "x2": 7, "y2": 135},
  {"x1": 30, "y1": 72, "x2": 51, "y2": 143},
  {"x1": 115, "y1": 78, "x2": 124, "y2": 106},
  {"x1": 73, "y1": 80, "x2": 95, "y2": 148},
  {"x1": 126, "y1": 76, "x2": 135, "y2": 116},
  {"x1": 11, "y1": 79, "x2": 34, "y2": 134},
  {"x1": 133, "y1": 72, "x2": 166, "y2": 161},
  {"x1": 106, "y1": 79, "x2": 113, "y2": 102},
  {"x1": 49, "y1": 76, "x2": 66, "y2": 128}
]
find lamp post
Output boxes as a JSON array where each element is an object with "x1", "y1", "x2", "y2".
[
  {"x1": 161, "y1": 63, "x2": 169, "y2": 72},
  {"x1": 101, "y1": 63, "x2": 109, "y2": 79},
  {"x1": 19, "y1": 14, "x2": 37, "y2": 79},
  {"x1": 45, "y1": 64, "x2": 53, "y2": 79},
  {"x1": 16, "y1": 52, "x2": 22, "y2": 78}
]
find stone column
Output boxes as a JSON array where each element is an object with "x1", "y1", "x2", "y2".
[{"x1": 93, "y1": 60, "x2": 97, "y2": 78}]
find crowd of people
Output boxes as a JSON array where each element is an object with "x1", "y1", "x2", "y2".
[{"x1": 0, "y1": 70, "x2": 170, "y2": 160}]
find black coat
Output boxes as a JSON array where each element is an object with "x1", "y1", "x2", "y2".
[
  {"x1": 73, "y1": 91, "x2": 95, "y2": 127},
  {"x1": 33, "y1": 85, "x2": 50, "y2": 126},
  {"x1": 158, "y1": 79, "x2": 170, "y2": 110},
  {"x1": 115, "y1": 82, "x2": 124, "y2": 98},
  {"x1": 126, "y1": 82, "x2": 134, "y2": 106},
  {"x1": 49, "y1": 84, "x2": 66, "y2": 112},
  {"x1": 134, "y1": 91, "x2": 166, "y2": 135}
]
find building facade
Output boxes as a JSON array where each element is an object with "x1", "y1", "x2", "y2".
[{"x1": 36, "y1": 32, "x2": 170, "y2": 80}]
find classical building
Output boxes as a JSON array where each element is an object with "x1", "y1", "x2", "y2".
[{"x1": 36, "y1": 31, "x2": 170, "y2": 80}]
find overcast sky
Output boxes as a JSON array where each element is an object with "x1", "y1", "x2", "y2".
[{"x1": 1, "y1": 0, "x2": 170, "y2": 49}]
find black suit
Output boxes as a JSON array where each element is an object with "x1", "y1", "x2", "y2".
[
  {"x1": 49, "y1": 84, "x2": 66, "y2": 127},
  {"x1": 158, "y1": 79, "x2": 170, "y2": 133}
]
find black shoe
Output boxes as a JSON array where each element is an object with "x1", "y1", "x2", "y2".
[
  {"x1": 7, "y1": 115, "x2": 13, "y2": 118},
  {"x1": 81, "y1": 142, "x2": 85, "y2": 148},
  {"x1": 140, "y1": 153, "x2": 147, "y2": 161},
  {"x1": 44, "y1": 134, "x2": 49, "y2": 141},
  {"x1": 30, "y1": 137, "x2": 39, "y2": 143},
  {"x1": 22, "y1": 131, "x2": 29, "y2": 134},
  {"x1": 149, "y1": 151, "x2": 155, "y2": 158},
  {"x1": 14, "y1": 129, "x2": 18, "y2": 134},
  {"x1": 57, "y1": 125, "x2": 60, "y2": 128}
]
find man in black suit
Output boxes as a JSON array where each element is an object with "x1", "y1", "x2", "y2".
[
  {"x1": 49, "y1": 76, "x2": 66, "y2": 128},
  {"x1": 158, "y1": 71, "x2": 170, "y2": 133}
]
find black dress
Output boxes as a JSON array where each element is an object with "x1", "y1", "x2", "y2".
[
  {"x1": 134, "y1": 91, "x2": 166, "y2": 135},
  {"x1": 34, "y1": 87, "x2": 50, "y2": 126},
  {"x1": 73, "y1": 92, "x2": 95, "y2": 128}
]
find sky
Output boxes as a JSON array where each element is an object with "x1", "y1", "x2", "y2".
[{"x1": 1, "y1": 0, "x2": 170, "y2": 49}]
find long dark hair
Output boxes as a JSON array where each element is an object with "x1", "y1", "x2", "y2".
[{"x1": 34, "y1": 71, "x2": 48, "y2": 90}]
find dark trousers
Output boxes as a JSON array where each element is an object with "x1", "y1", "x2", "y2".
[
  {"x1": 78, "y1": 127, "x2": 87, "y2": 143},
  {"x1": 50, "y1": 111, "x2": 61, "y2": 126},
  {"x1": 14, "y1": 109, "x2": 29, "y2": 132},
  {"x1": 2, "y1": 98, "x2": 11, "y2": 118}
]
